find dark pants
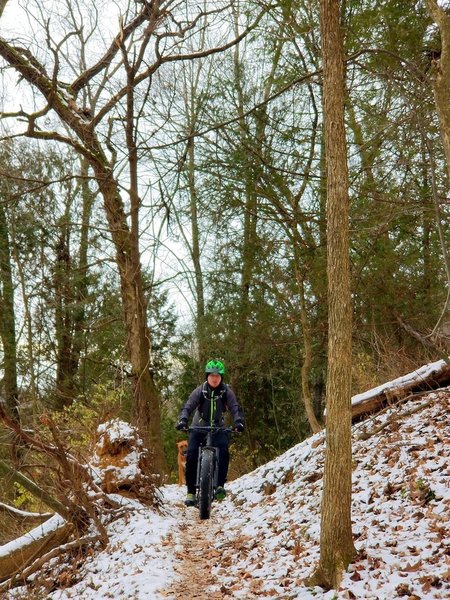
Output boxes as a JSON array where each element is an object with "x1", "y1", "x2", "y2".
[{"x1": 185, "y1": 429, "x2": 230, "y2": 494}]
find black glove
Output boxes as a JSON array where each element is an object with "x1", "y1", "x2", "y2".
[
  {"x1": 234, "y1": 420, "x2": 244, "y2": 432},
  {"x1": 176, "y1": 418, "x2": 188, "y2": 431}
]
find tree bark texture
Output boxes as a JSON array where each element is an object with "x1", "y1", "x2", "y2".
[
  {"x1": 92, "y1": 165, "x2": 166, "y2": 474},
  {"x1": 0, "y1": 1, "x2": 8, "y2": 19},
  {"x1": 187, "y1": 137, "x2": 206, "y2": 360},
  {"x1": 74, "y1": 158, "x2": 95, "y2": 395},
  {"x1": 0, "y1": 202, "x2": 19, "y2": 422},
  {"x1": 424, "y1": 1, "x2": 450, "y2": 337},
  {"x1": 54, "y1": 210, "x2": 77, "y2": 408},
  {"x1": 298, "y1": 272, "x2": 322, "y2": 434},
  {"x1": 292, "y1": 241, "x2": 322, "y2": 434},
  {"x1": 230, "y1": 24, "x2": 260, "y2": 458},
  {"x1": 309, "y1": 0, "x2": 357, "y2": 589},
  {"x1": 426, "y1": 1, "x2": 450, "y2": 182},
  {"x1": 54, "y1": 159, "x2": 95, "y2": 407}
]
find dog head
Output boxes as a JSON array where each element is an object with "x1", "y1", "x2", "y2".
[{"x1": 177, "y1": 440, "x2": 188, "y2": 457}]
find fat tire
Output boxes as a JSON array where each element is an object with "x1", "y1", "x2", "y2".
[{"x1": 198, "y1": 449, "x2": 214, "y2": 520}]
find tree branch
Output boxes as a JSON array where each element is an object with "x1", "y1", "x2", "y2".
[
  {"x1": 357, "y1": 396, "x2": 433, "y2": 441},
  {"x1": 70, "y1": 2, "x2": 161, "y2": 94},
  {"x1": 92, "y1": 6, "x2": 267, "y2": 126},
  {"x1": 144, "y1": 45, "x2": 426, "y2": 152},
  {"x1": 0, "y1": 458, "x2": 71, "y2": 520},
  {"x1": 0, "y1": 501, "x2": 53, "y2": 525},
  {"x1": 0, "y1": 0, "x2": 9, "y2": 19}
]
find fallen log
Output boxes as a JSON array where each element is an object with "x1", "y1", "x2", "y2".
[
  {"x1": 351, "y1": 358, "x2": 450, "y2": 421},
  {"x1": 0, "y1": 514, "x2": 73, "y2": 582},
  {"x1": 0, "y1": 533, "x2": 102, "y2": 593}
]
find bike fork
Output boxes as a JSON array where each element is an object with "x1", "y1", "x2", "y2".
[
  {"x1": 195, "y1": 446, "x2": 219, "y2": 496},
  {"x1": 212, "y1": 446, "x2": 219, "y2": 491}
]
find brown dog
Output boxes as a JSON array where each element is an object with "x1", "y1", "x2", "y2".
[{"x1": 176, "y1": 440, "x2": 188, "y2": 486}]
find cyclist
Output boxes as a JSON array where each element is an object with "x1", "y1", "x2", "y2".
[{"x1": 176, "y1": 359, "x2": 244, "y2": 506}]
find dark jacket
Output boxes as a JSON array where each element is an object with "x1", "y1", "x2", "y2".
[{"x1": 179, "y1": 381, "x2": 244, "y2": 426}]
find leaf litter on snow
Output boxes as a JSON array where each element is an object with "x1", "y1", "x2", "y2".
[
  {"x1": 7, "y1": 386, "x2": 450, "y2": 600},
  {"x1": 205, "y1": 389, "x2": 450, "y2": 599}
]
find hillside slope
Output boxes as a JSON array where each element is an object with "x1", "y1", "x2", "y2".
[
  {"x1": 7, "y1": 389, "x2": 450, "y2": 599},
  {"x1": 217, "y1": 389, "x2": 449, "y2": 599}
]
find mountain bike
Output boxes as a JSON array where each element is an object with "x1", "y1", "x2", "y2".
[{"x1": 188, "y1": 425, "x2": 235, "y2": 520}]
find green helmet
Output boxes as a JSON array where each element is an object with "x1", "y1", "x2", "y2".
[{"x1": 205, "y1": 359, "x2": 225, "y2": 376}]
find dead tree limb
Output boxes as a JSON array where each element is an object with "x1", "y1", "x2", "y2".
[
  {"x1": 44, "y1": 415, "x2": 109, "y2": 544},
  {"x1": 0, "y1": 502, "x2": 53, "y2": 525},
  {"x1": 0, "y1": 516, "x2": 73, "y2": 583},
  {"x1": 0, "y1": 459, "x2": 71, "y2": 521},
  {"x1": 357, "y1": 397, "x2": 433, "y2": 440},
  {"x1": 0, "y1": 406, "x2": 120, "y2": 511},
  {"x1": 395, "y1": 313, "x2": 450, "y2": 357}
]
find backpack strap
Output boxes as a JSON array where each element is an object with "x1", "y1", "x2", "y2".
[
  {"x1": 202, "y1": 382, "x2": 228, "y2": 401},
  {"x1": 199, "y1": 382, "x2": 228, "y2": 423}
]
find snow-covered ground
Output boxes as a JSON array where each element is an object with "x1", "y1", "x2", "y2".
[{"x1": 7, "y1": 388, "x2": 450, "y2": 599}]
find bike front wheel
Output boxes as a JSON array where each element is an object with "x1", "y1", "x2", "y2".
[{"x1": 198, "y1": 448, "x2": 215, "y2": 520}]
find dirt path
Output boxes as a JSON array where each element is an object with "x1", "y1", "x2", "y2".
[
  {"x1": 162, "y1": 509, "x2": 227, "y2": 599},
  {"x1": 161, "y1": 503, "x2": 263, "y2": 599}
]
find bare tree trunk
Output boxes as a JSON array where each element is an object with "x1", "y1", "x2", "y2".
[
  {"x1": 426, "y1": 1, "x2": 450, "y2": 177},
  {"x1": 294, "y1": 248, "x2": 322, "y2": 434},
  {"x1": 419, "y1": 5, "x2": 450, "y2": 336},
  {"x1": 11, "y1": 220, "x2": 37, "y2": 399},
  {"x1": 122, "y1": 45, "x2": 167, "y2": 475},
  {"x1": 0, "y1": 202, "x2": 19, "y2": 423},
  {"x1": 307, "y1": 0, "x2": 356, "y2": 589},
  {"x1": 54, "y1": 204, "x2": 76, "y2": 408},
  {"x1": 226, "y1": 7, "x2": 260, "y2": 460},
  {"x1": 285, "y1": 230, "x2": 322, "y2": 434},
  {"x1": 186, "y1": 136, "x2": 206, "y2": 359},
  {"x1": 0, "y1": 37, "x2": 168, "y2": 474},
  {"x1": 55, "y1": 158, "x2": 96, "y2": 404},
  {"x1": 0, "y1": 1, "x2": 8, "y2": 19},
  {"x1": 75, "y1": 158, "x2": 95, "y2": 396},
  {"x1": 93, "y1": 162, "x2": 166, "y2": 474},
  {"x1": 0, "y1": 1, "x2": 263, "y2": 478}
]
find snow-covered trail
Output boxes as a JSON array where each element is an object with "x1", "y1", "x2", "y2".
[
  {"x1": 160, "y1": 391, "x2": 450, "y2": 600},
  {"x1": 8, "y1": 389, "x2": 450, "y2": 600},
  {"x1": 160, "y1": 490, "x2": 268, "y2": 600}
]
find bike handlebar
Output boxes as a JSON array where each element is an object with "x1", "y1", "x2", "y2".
[
  {"x1": 178, "y1": 425, "x2": 240, "y2": 433},
  {"x1": 189, "y1": 425, "x2": 235, "y2": 432}
]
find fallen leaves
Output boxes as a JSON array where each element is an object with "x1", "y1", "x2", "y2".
[
  {"x1": 349, "y1": 570, "x2": 362, "y2": 582},
  {"x1": 400, "y1": 559, "x2": 423, "y2": 572},
  {"x1": 419, "y1": 574, "x2": 442, "y2": 593},
  {"x1": 303, "y1": 471, "x2": 322, "y2": 484},
  {"x1": 161, "y1": 388, "x2": 450, "y2": 600},
  {"x1": 262, "y1": 482, "x2": 277, "y2": 495},
  {"x1": 395, "y1": 582, "x2": 412, "y2": 596}
]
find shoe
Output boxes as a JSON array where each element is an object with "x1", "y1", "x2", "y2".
[
  {"x1": 184, "y1": 493, "x2": 196, "y2": 507},
  {"x1": 215, "y1": 487, "x2": 226, "y2": 501}
]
